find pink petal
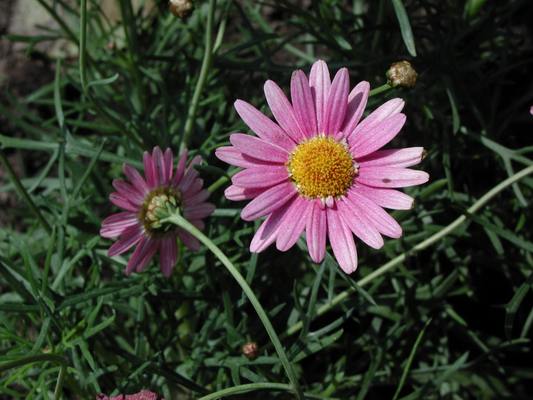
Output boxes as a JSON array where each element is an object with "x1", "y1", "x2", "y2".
[
  {"x1": 276, "y1": 197, "x2": 312, "y2": 251},
  {"x1": 337, "y1": 197, "x2": 383, "y2": 249},
  {"x1": 306, "y1": 200, "x2": 327, "y2": 264},
  {"x1": 108, "y1": 225, "x2": 144, "y2": 256},
  {"x1": 309, "y1": 60, "x2": 331, "y2": 133},
  {"x1": 179, "y1": 156, "x2": 202, "y2": 192},
  {"x1": 182, "y1": 178, "x2": 203, "y2": 198},
  {"x1": 230, "y1": 134, "x2": 289, "y2": 163},
  {"x1": 263, "y1": 80, "x2": 304, "y2": 142},
  {"x1": 164, "y1": 148, "x2": 174, "y2": 183},
  {"x1": 183, "y1": 203, "x2": 215, "y2": 219},
  {"x1": 341, "y1": 81, "x2": 370, "y2": 138},
  {"x1": 109, "y1": 192, "x2": 138, "y2": 212},
  {"x1": 142, "y1": 152, "x2": 158, "y2": 189},
  {"x1": 350, "y1": 113, "x2": 406, "y2": 158},
  {"x1": 356, "y1": 167, "x2": 429, "y2": 188},
  {"x1": 100, "y1": 212, "x2": 139, "y2": 238},
  {"x1": 183, "y1": 189, "x2": 210, "y2": 205},
  {"x1": 250, "y1": 207, "x2": 288, "y2": 252},
  {"x1": 191, "y1": 219, "x2": 205, "y2": 230},
  {"x1": 324, "y1": 68, "x2": 349, "y2": 136},
  {"x1": 346, "y1": 190, "x2": 402, "y2": 238},
  {"x1": 136, "y1": 240, "x2": 159, "y2": 273},
  {"x1": 234, "y1": 100, "x2": 296, "y2": 150},
  {"x1": 152, "y1": 146, "x2": 166, "y2": 186},
  {"x1": 215, "y1": 146, "x2": 270, "y2": 169},
  {"x1": 290, "y1": 70, "x2": 317, "y2": 137},
  {"x1": 240, "y1": 182, "x2": 296, "y2": 221},
  {"x1": 177, "y1": 229, "x2": 200, "y2": 251},
  {"x1": 358, "y1": 147, "x2": 424, "y2": 168},
  {"x1": 123, "y1": 164, "x2": 149, "y2": 194},
  {"x1": 172, "y1": 150, "x2": 188, "y2": 186},
  {"x1": 347, "y1": 98, "x2": 404, "y2": 146},
  {"x1": 112, "y1": 179, "x2": 144, "y2": 205},
  {"x1": 231, "y1": 166, "x2": 288, "y2": 189},
  {"x1": 224, "y1": 185, "x2": 264, "y2": 201},
  {"x1": 125, "y1": 237, "x2": 158, "y2": 275},
  {"x1": 354, "y1": 184, "x2": 414, "y2": 210},
  {"x1": 160, "y1": 237, "x2": 178, "y2": 277},
  {"x1": 326, "y1": 207, "x2": 358, "y2": 274}
]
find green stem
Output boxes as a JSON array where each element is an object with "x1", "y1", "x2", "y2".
[
  {"x1": 79, "y1": 0, "x2": 88, "y2": 93},
  {"x1": 0, "y1": 148, "x2": 52, "y2": 233},
  {"x1": 369, "y1": 82, "x2": 392, "y2": 97},
  {"x1": 0, "y1": 353, "x2": 66, "y2": 373},
  {"x1": 53, "y1": 364, "x2": 66, "y2": 400},
  {"x1": 181, "y1": 0, "x2": 216, "y2": 150},
  {"x1": 207, "y1": 176, "x2": 228, "y2": 192},
  {"x1": 285, "y1": 164, "x2": 533, "y2": 337},
  {"x1": 164, "y1": 212, "x2": 302, "y2": 399}
]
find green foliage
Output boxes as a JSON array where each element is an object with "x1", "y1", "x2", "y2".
[{"x1": 1, "y1": 0, "x2": 533, "y2": 398}]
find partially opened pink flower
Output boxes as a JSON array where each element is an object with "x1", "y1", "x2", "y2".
[
  {"x1": 216, "y1": 60, "x2": 429, "y2": 273},
  {"x1": 100, "y1": 147, "x2": 214, "y2": 276}
]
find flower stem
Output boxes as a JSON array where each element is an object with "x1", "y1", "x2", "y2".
[
  {"x1": 369, "y1": 82, "x2": 392, "y2": 97},
  {"x1": 164, "y1": 212, "x2": 303, "y2": 399},
  {"x1": 285, "y1": 164, "x2": 533, "y2": 337},
  {"x1": 0, "y1": 148, "x2": 52, "y2": 234},
  {"x1": 181, "y1": 0, "x2": 216, "y2": 150}
]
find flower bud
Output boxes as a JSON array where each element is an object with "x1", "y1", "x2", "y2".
[
  {"x1": 241, "y1": 342, "x2": 259, "y2": 360},
  {"x1": 386, "y1": 61, "x2": 417, "y2": 89},
  {"x1": 169, "y1": 0, "x2": 193, "y2": 19}
]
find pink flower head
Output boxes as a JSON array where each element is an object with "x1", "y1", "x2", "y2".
[
  {"x1": 100, "y1": 147, "x2": 214, "y2": 277},
  {"x1": 216, "y1": 60, "x2": 429, "y2": 273}
]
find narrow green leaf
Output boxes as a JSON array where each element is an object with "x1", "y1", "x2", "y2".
[{"x1": 391, "y1": 0, "x2": 417, "y2": 57}]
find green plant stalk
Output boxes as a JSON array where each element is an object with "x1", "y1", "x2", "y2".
[
  {"x1": 286, "y1": 164, "x2": 533, "y2": 337},
  {"x1": 78, "y1": 1, "x2": 145, "y2": 150},
  {"x1": 164, "y1": 212, "x2": 303, "y2": 399},
  {"x1": 54, "y1": 364, "x2": 66, "y2": 400},
  {"x1": 79, "y1": 0, "x2": 88, "y2": 93},
  {"x1": 392, "y1": 318, "x2": 432, "y2": 400},
  {"x1": 0, "y1": 149, "x2": 52, "y2": 233},
  {"x1": 181, "y1": 0, "x2": 216, "y2": 150},
  {"x1": 118, "y1": 0, "x2": 146, "y2": 111},
  {"x1": 36, "y1": 0, "x2": 77, "y2": 44},
  {"x1": 0, "y1": 353, "x2": 66, "y2": 373},
  {"x1": 369, "y1": 82, "x2": 392, "y2": 97}
]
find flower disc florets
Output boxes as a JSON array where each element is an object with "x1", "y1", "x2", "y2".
[{"x1": 288, "y1": 136, "x2": 356, "y2": 199}]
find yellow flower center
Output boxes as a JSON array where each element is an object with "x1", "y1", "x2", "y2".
[
  {"x1": 139, "y1": 188, "x2": 181, "y2": 234},
  {"x1": 287, "y1": 136, "x2": 356, "y2": 199}
]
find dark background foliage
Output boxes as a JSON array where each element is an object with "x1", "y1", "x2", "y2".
[{"x1": 0, "y1": 0, "x2": 532, "y2": 398}]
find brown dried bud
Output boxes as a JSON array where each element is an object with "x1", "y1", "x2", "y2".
[
  {"x1": 169, "y1": 0, "x2": 193, "y2": 19},
  {"x1": 241, "y1": 342, "x2": 259, "y2": 360},
  {"x1": 386, "y1": 61, "x2": 417, "y2": 89}
]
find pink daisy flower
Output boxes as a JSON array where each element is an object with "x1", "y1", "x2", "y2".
[
  {"x1": 100, "y1": 147, "x2": 215, "y2": 277},
  {"x1": 216, "y1": 60, "x2": 429, "y2": 273}
]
